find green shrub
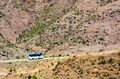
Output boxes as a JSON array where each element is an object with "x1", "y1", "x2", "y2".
[
  {"x1": 16, "y1": 56, "x2": 20, "y2": 59},
  {"x1": 107, "y1": 58, "x2": 113, "y2": 64},
  {"x1": 98, "y1": 59, "x2": 106, "y2": 65}
]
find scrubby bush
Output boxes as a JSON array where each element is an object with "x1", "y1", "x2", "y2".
[
  {"x1": 9, "y1": 67, "x2": 16, "y2": 73},
  {"x1": 27, "y1": 75, "x2": 32, "y2": 79},
  {"x1": 107, "y1": 58, "x2": 113, "y2": 64},
  {"x1": 98, "y1": 59, "x2": 106, "y2": 65},
  {"x1": 32, "y1": 75, "x2": 37, "y2": 79},
  {"x1": 16, "y1": 56, "x2": 20, "y2": 59}
]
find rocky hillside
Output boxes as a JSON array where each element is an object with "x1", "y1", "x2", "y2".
[
  {"x1": 0, "y1": 50, "x2": 120, "y2": 79},
  {"x1": 53, "y1": 50, "x2": 120, "y2": 79},
  {"x1": 0, "y1": 0, "x2": 120, "y2": 58},
  {"x1": 17, "y1": 0, "x2": 120, "y2": 53},
  {"x1": 0, "y1": 35, "x2": 26, "y2": 60},
  {"x1": 0, "y1": 0, "x2": 77, "y2": 59},
  {"x1": 0, "y1": 0, "x2": 76, "y2": 43}
]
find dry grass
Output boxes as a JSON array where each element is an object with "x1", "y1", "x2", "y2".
[
  {"x1": 0, "y1": 57, "x2": 68, "y2": 79},
  {"x1": 0, "y1": 49, "x2": 120, "y2": 79},
  {"x1": 53, "y1": 50, "x2": 120, "y2": 79}
]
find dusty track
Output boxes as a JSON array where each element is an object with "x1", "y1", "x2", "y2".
[{"x1": 0, "y1": 57, "x2": 66, "y2": 63}]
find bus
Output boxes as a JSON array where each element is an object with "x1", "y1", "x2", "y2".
[{"x1": 28, "y1": 53, "x2": 44, "y2": 60}]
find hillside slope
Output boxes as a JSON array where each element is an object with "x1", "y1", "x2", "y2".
[
  {"x1": 53, "y1": 50, "x2": 120, "y2": 79},
  {"x1": 0, "y1": 0, "x2": 77, "y2": 59},
  {"x1": 0, "y1": 50, "x2": 120, "y2": 79},
  {"x1": 0, "y1": 0, "x2": 120, "y2": 58},
  {"x1": 0, "y1": 35, "x2": 26, "y2": 60},
  {"x1": 0, "y1": 0, "x2": 76, "y2": 43},
  {"x1": 17, "y1": 0, "x2": 120, "y2": 53}
]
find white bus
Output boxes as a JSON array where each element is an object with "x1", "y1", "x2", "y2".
[{"x1": 28, "y1": 53, "x2": 44, "y2": 60}]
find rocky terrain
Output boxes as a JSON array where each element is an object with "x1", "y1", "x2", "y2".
[
  {"x1": 0, "y1": 0, "x2": 120, "y2": 79},
  {"x1": 0, "y1": 35, "x2": 26, "y2": 60},
  {"x1": 0, "y1": 0, "x2": 120, "y2": 58},
  {"x1": 53, "y1": 50, "x2": 120, "y2": 79},
  {"x1": 17, "y1": 0, "x2": 120, "y2": 54}
]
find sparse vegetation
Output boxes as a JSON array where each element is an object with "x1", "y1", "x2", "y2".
[
  {"x1": 98, "y1": 59, "x2": 106, "y2": 64},
  {"x1": 9, "y1": 67, "x2": 16, "y2": 73},
  {"x1": 17, "y1": 19, "x2": 55, "y2": 43},
  {"x1": 0, "y1": 0, "x2": 120, "y2": 60},
  {"x1": 16, "y1": 56, "x2": 20, "y2": 59},
  {"x1": 53, "y1": 52, "x2": 120, "y2": 79},
  {"x1": 27, "y1": 75, "x2": 37, "y2": 79},
  {"x1": 0, "y1": 0, "x2": 120, "y2": 79},
  {"x1": 32, "y1": 75, "x2": 37, "y2": 79},
  {"x1": 0, "y1": 50, "x2": 120, "y2": 79},
  {"x1": 108, "y1": 58, "x2": 114, "y2": 64}
]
